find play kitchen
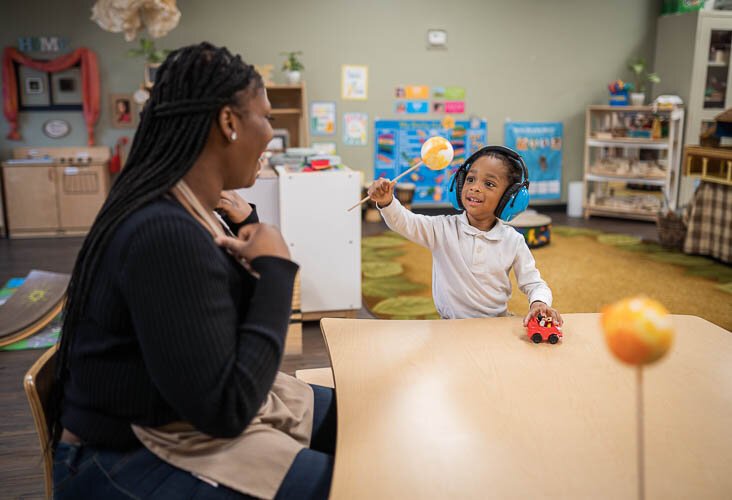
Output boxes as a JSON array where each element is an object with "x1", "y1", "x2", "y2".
[{"x1": 1, "y1": 146, "x2": 110, "y2": 238}]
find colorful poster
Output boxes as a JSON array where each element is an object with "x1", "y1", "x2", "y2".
[
  {"x1": 444, "y1": 87, "x2": 466, "y2": 100},
  {"x1": 374, "y1": 119, "x2": 488, "y2": 206},
  {"x1": 405, "y1": 85, "x2": 430, "y2": 100},
  {"x1": 344, "y1": 112, "x2": 368, "y2": 146},
  {"x1": 504, "y1": 122, "x2": 563, "y2": 200},
  {"x1": 445, "y1": 101, "x2": 465, "y2": 114},
  {"x1": 396, "y1": 100, "x2": 429, "y2": 114},
  {"x1": 341, "y1": 65, "x2": 368, "y2": 100},
  {"x1": 310, "y1": 101, "x2": 336, "y2": 136}
]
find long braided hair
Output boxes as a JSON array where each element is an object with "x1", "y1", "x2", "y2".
[{"x1": 49, "y1": 42, "x2": 263, "y2": 446}]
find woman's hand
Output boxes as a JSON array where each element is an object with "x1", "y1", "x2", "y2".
[
  {"x1": 367, "y1": 178, "x2": 395, "y2": 207},
  {"x1": 523, "y1": 301, "x2": 563, "y2": 327},
  {"x1": 215, "y1": 223, "x2": 290, "y2": 261},
  {"x1": 215, "y1": 190, "x2": 252, "y2": 226}
]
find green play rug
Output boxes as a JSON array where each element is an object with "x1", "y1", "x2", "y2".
[{"x1": 361, "y1": 228, "x2": 732, "y2": 330}]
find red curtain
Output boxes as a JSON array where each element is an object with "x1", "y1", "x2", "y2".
[{"x1": 2, "y1": 47, "x2": 100, "y2": 145}]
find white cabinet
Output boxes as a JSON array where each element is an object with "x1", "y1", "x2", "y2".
[
  {"x1": 654, "y1": 10, "x2": 732, "y2": 205},
  {"x1": 237, "y1": 167, "x2": 362, "y2": 318}
]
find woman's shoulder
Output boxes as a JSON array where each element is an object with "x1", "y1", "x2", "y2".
[{"x1": 113, "y1": 197, "x2": 213, "y2": 253}]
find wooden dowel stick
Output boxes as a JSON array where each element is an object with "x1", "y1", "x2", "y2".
[
  {"x1": 347, "y1": 161, "x2": 423, "y2": 212},
  {"x1": 637, "y1": 365, "x2": 645, "y2": 500}
]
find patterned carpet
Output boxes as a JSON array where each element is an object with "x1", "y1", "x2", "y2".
[{"x1": 362, "y1": 227, "x2": 732, "y2": 331}]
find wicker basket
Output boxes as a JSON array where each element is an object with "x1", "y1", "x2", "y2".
[{"x1": 656, "y1": 211, "x2": 686, "y2": 250}]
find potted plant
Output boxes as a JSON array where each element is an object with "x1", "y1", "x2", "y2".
[
  {"x1": 627, "y1": 57, "x2": 661, "y2": 106},
  {"x1": 281, "y1": 51, "x2": 304, "y2": 84}
]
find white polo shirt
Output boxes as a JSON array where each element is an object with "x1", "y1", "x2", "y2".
[{"x1": 379, "y1": 198, "x2": 553, "y2": 319}]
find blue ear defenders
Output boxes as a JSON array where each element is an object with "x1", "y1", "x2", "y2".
[{"x1": 448, "y1": 145, "x2": 530, "y2": 222}]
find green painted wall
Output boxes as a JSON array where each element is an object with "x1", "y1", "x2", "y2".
[{"x1": 1, "y1": 0, "x2": 661, "y2": 202}]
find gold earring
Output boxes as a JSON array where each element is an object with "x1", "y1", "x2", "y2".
[{"x1": 230, "y1": 132, "x2": 238, "y2": 141}]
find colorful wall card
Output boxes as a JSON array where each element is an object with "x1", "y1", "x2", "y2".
[
  {"x1": 310, "y1": 101, "x2": 336, "y2": 136},
  {"x1": 405, "y1": 85, "x2": 430, "y2": 100},
  {"x1": 342, "y1": 65, "x2": 368, "y2": 100},
  {"x1": 343, "y1": 112, "x2": 368, "y2": 146},
  {"x1": 396, "y1": 100, "x2": 429, "y2": 114},
  {"x1": 445, "y1": 101, "x2": 465, "y2": 114},
  {"x1": 504, "y1": 121, "x2": 563, "y2": 200},
  {"x1": 444, "y1": 87, "x2": 466, "y2": 100},
  {"x1": 374, "y1": 119, "x2": 488, "y2": 206}
]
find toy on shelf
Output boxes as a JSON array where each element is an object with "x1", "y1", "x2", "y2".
[
  {"x1": 601, "y1": 296, "x2": 674, "y2": 500},
  {"x1": 348, "y1": 136, "x2": 454, "y2": 211},
  {"x1": 526, "y1": 313, "x2": 563, "y2": 344},
  {"x1": 608, "y1": 80, "x2": 633, "y2": 106}
]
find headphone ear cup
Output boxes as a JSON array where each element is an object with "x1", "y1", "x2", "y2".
[
  {"x1": 494, "y1": 184, "x2": 519, "y2": 220},
  {"x1": 497, "y1": 184, "x2": 530, "y2": 222},
  {"x1": 448, "y1": 169, "x2": 465, "y2": 211}
]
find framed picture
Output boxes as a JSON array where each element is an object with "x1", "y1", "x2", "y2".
[
  {"x1": 25, "y1": 76, "x2": 44, "y2": 94},
  {"x1": 144, "y1": 63, "x2": 161, "y2": 88},
  {"x1": 110, "y1": 93, "x2": 137, "y2": 128},
  {"x1": 51, "y1": 68, "x2": 82, "y2": 105},
  {"x1": 18, "y1": 66, "x2": 50, "y2": 108}
]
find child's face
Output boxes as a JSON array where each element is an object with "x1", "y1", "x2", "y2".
[{"x1": 460, "y1": 156, "x2": 511, "y2": 223}]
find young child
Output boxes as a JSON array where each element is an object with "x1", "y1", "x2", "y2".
[{"x1": 367, "y1": 145, "x2": 562, "y2": 326}]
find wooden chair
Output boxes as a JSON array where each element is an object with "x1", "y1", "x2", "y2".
[
  {"x1": 295, "y1": 367, "x2": 334, "y2": 388},
  {"x1": 23, "y1": 344, "x2": 58, "y2": 500}
]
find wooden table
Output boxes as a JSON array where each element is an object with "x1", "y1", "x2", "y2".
[{"x1": 321, "y1": 314, "x2": 732, "y2": 499}]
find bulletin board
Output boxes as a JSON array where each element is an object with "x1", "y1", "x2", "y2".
[{"x1": 374, "y1": 119, "x2": 488, "y2": 206}]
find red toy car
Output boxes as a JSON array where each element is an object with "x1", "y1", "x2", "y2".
[{"x1": 527, "y1": 314, "x2": 563, "y2": 344}]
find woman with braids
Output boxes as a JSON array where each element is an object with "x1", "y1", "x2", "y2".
[{"x1": 51, "y1": 42, "x2": 335, "y2": 499}]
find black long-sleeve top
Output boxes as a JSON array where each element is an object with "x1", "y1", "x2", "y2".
[{"x1": 61, "y1": 198, "x2": 298, "y2": 449}]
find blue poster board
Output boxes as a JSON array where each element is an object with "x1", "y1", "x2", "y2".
[
  {"x1": 504, "y1": 122, "x2": 563, "y2": 200},
  {"x1": 374, "y1": 119, "x2": 488, "y2": 206}
]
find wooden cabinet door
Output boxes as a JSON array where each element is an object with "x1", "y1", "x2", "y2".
[
  {"x1": 1, "y1": 165, "x2": 59, "y2": 232},
  {"x1": 56, "y1": 165, "x2": 109, "y2": 231}
]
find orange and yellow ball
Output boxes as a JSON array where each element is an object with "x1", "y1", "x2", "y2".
[
  {"x1": 420, "y1": 136, "x2": 454, "y2": 170},
  {"x1": 601, "y1": 296, "x2": 674, "y2": 365}
]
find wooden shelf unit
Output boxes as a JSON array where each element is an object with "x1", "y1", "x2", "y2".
[
  {"x1": 583, "y1": 105, "x2": 685, "y2": 221},
  {"x1": 266, "y1": 83, "x2": 308, "y2": 147}
]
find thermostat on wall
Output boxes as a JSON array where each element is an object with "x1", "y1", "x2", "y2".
[{"x1": 427, "y1": 29, "x2": 447, "y2": 49}]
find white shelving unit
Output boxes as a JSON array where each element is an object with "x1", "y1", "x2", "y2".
[
  {"x1": 583, "y1": 105, "x2": 684, "y2": 221},
  {"x1": 654, "y1": 9, "x2": 732, "y2": 205}
]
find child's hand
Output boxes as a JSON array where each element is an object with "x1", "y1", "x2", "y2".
[
  {"x1": 523, "y1": 301, "x2": 563, "y2": 327},
  {"x1": 367, "y1": 178, "x2": 395, "y2": 207}
]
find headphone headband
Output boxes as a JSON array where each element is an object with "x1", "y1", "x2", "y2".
[{"x1": 461, "y1": 145, "x2": 529, "y2": 184}]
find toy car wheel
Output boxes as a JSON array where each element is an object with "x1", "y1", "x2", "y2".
[
  {"x1": 548, "y1": 334, "x2": 559, "y2": 344},
  {"x1": 531, "y1": 333, "x2": 542, "y2": 343}
]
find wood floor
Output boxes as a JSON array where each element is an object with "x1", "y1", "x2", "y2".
[{"x1": 0, "y1": 209, "x2": 657, "y2": 499}]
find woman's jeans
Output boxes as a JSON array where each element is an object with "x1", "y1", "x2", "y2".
[{"x1": 54, "y1": 385, "x2": 336, "y2": 499}]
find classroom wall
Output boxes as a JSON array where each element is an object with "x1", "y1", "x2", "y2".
[{"x1": 0, "y1": 0, "x2": 661, "y2": 202}]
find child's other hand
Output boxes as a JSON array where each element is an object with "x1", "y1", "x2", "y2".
[
  {"x1": 523, "y1": 301, "x2": 563, "y2": 327},
  {"x1": 367, "y1": 178, "x2": 395, "y2": 207}
]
